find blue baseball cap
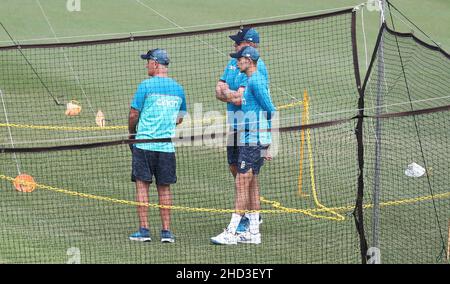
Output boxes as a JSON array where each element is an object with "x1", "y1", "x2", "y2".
[
  {"x1": 230, "y1": 46, "x2": 260, "y2": 61},
  {"x1": 140, "y1": 48, "x2": 170, "y2": 65},
  {"x1": 229, "y1": 28, "x2": 260, "y2": 44}
]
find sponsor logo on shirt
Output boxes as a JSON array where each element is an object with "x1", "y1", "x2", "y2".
[{"x1": 156, "y1": 97, "x2": 179, "y2": 108}]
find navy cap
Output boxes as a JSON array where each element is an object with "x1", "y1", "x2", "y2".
[
  {"x1": 140, "y1": 48, "x2": 170, "y2": 65},
  {"x1": 229, "y1": 28, "x2": 260, "y2": 44},
  {"x1": 230, "y1": 46, "x2": 260, "y2": 61}
]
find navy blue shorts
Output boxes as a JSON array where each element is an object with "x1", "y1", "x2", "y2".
[
  {"x1": 227, "y1": 131, "x2": 239, "y2": 166},
  {"x1": 237, "y1": 144, "x2": 269, "y2": 175},
  {"x1": 131, "y1": 147, "x2": 177, "y2": 185}
]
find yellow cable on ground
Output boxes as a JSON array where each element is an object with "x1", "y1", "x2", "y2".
[
  {"x1": 0, "y1": 101, "x2": 303, "y2": 131},
  {"x1": 0, "y1": 173, "x2": 341, "y2": 220},
  {"x1": 276, "y1": 100, "x2": 303, "y2": 110},
  {"x1": 1, "y1": 173, "x2": 449, "y2": 221},
  {"x1": 260, "y1": 197, "x2": 345, "y2": 221},
  {"x1": 302, "y1": 89, "x2": 346, "y2": 221},
  {"x1": 306, "y1": 191, "x2": 450, "y2": 213},
  {"x1": 0, "y1": 123, "x2": 127, "y2": 131},
  {"x1": 0, "y1": 174, "x2": 279, "y2": 214},
  {"x1": 298, "y1": 90, "x2": 308, "y2": 197}
]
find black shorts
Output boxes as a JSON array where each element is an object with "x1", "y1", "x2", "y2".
[
  {"x1": 237, "y1": 144, "x2": 269, "y2": 175},
  {"x1": 227, "y1": 131, "x2": 239, "y2": 166},
  {"x1": 131, "y1": 147, "x2": 177, "y2": 185}
]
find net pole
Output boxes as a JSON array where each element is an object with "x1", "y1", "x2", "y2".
[
  {"x1": 387, "y1": 1, "x2": 448, "y2": 262},
  {"x1": 447, "y1": 219, "x2": 450, "y2": 261},
  {"x1": 372, "y1": 0, "x2": 386, "y2": 263}
]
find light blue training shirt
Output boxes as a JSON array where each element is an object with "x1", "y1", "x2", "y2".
[
  {"x1": 220, "y1": 58, "x2": 268, "y2": 128},
  {"x1": 131, "y1": 76, "x2": 186, "y2": 153},
  {"x1": 238, "y1": 70, "x2": 276, "y2": 145}
]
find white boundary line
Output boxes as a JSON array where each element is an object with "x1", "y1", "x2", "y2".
[
  {"x1": 35, "y1": 0, "x2": 97, "y2": 116},
  {"x1": 0, "y1": 4, "x2": 360, "y2": 44},
  {"x1": 135, "y1": 0, "x2": 226, "y2": 55},
  {"x1": 0, "y1": 89, "x2": 21, "y2": 174}
]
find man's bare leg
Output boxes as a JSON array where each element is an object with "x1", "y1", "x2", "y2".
[
  {"x1": 157, "y1": 184, "x2": 172, "y2": 231},
  {"x1": 136, "y1": 180, "x2": 150, "y2": 228}
]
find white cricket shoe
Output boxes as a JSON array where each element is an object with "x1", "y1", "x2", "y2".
[
  {"x1": 237, "y1": 231, "x2": 261, "y2": 244},
  {"x1": 210, "y1": 229, "x2": 238, "y2": 245}
]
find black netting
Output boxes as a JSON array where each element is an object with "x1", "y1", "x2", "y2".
[
  {"x1": 362, "y1": 25, "x2": 450, "y2": 264},
  {"x1": 1, "y1": 7, "x2": 449, "y2": 264}
]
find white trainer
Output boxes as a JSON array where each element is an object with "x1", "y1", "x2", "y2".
[
  {"x1": 210, "y1": 229, "x2": 238, "y2": 245},
  {"x1": 237, "y1": 231, "x2": 261, "y2": 244}
]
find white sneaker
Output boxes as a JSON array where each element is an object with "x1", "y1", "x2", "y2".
[
  {"x1": 210, "y1": 229, "x2": 238, "y2": 245},
  {"x1": 237, "y1": 231, "x2": 261, "y2": 244}
]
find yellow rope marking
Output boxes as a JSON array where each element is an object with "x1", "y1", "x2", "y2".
[
  {"x1": 298, "y1": 89, "x2": 309, "y2": 197},
  {"x1": 276, "y1": 100, "x2": 303, "y2": 110},
  {"x1": 260, "y1": 197, "x2": 344, "y2": 221},
  {"x1": 306, "y1": 134, "x2": 343, "y2": 220},
  {"x1": 0, "y1": 101, "x2": 302, "y2": 131},
  {"x1": 1, "y1": 173, "x2": 450, "y2": 222},
  {"x1": 1, "y1": 173, "x2": 338, "y2": 220},
  {"x1": 295, "y1": 89, "x2": 344, "y2": 219},
  {"x1": 0, "y1": 174, "x2": 279, "y2": 214},
  {"x1": 311, "y1": 191, "x2": 450, "y2": 213},
  {"x1": 305, "y1": 109, "x2": 346, "y2": 221},
  {"x1": 0, "y1": 123, "x2": 127, "y2": 131}
]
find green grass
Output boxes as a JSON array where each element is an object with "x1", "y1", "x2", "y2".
[
  {"x1": 0, "y1": 139, "x2": 362, "y2": 263},
  {"x1": 0, "y1": 0, "x2": 449, "y2": 264}
]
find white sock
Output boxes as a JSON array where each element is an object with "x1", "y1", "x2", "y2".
[
  {"x1": 227, "y1": 213, "x2": 243, "y2": 234},
  {"x1": 248, "y1": 213, "x2": 260, "y2": 234}
]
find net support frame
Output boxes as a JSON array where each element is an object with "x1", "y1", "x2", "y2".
[{"x1": 371, "y1": 0, "x2": 386, "y2": 264}]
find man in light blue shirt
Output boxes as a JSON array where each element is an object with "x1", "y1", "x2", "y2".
[
  {"x1": 128, "y1": 48, "x2": 186, "y2": 244},
  {"x1": 211, "y1": 46, "x2": 276, "y2": 245},
  {"x1": 215, "y1": 28, "x2": 268, "y2": 234}
]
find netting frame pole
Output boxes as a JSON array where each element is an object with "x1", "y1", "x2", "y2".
[{"x1": 372, "y1": 0, "x2": 386, "y2": 264}]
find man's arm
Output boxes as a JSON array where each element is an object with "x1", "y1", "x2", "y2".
[
  {"x1": 130, "y1": 81, "x2": 146, "y2": 139},
  {"x1": 263, "y1": 146, "x2": 272, "y2": 161},
  {"x1": 254, "y1": 80, "x2": 276, "y2": 119},
  {"x1": 128, "y1": 108, "x2": 140, "y2": 139},
  {"x1": 216, "y1": 81, "x2": 244, "y2": 106},
  {"x1": 215, "y1": 81, "x2": 229, "y2": 102},
  {"x1": 217, "y1": 61, "x2": 231, "y2": 102},
  {"x1": 176, "y1": 110, "x2": 185, "y2": 125},
  {"x1": 226, "y1": 87, "x2": 244, "y2": 106},
  {"x1": 178, "y1": 89, "x2": 187, "y2": 125}
]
